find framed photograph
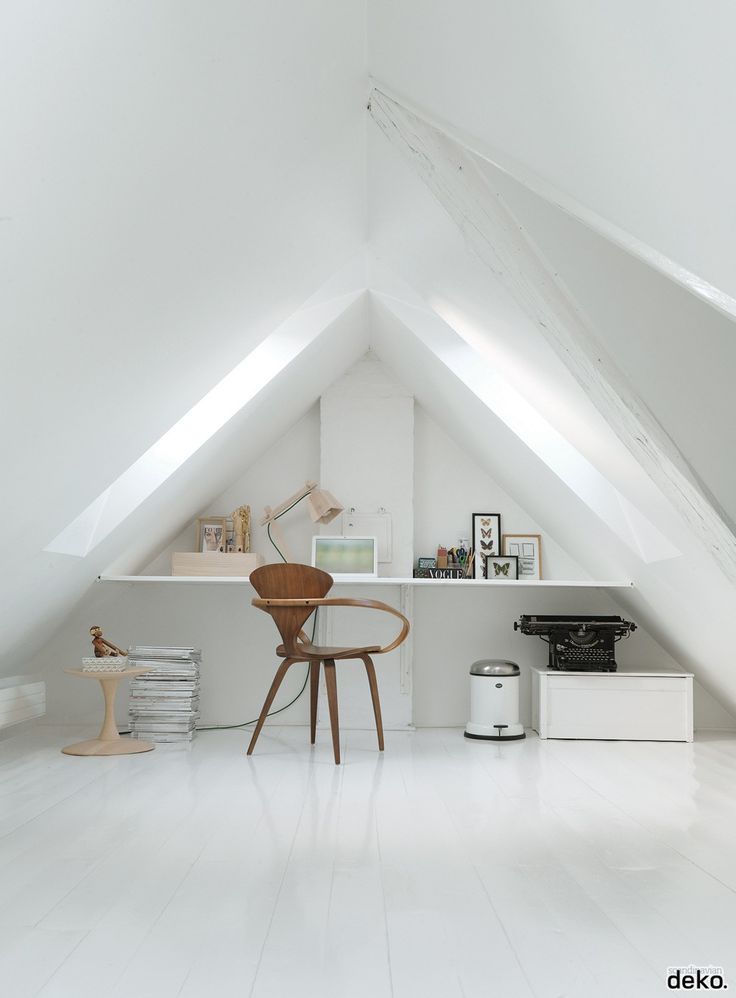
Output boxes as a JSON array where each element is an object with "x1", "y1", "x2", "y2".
[
  {"x1": 485, "y1": 554, "x2": 518, "y2": 580},
  {"x1": 502, "y1": 533, "x2": 542, "y2": 580},
  {"x1": 472, "y1": 513, "x2": 501, "y2": 578},
  {"x1": 417, "y1": 557, "x2": 437, "y2": 570},
  {"x1": 197, "y1": 517, "x2": 228, "y2": 553}
]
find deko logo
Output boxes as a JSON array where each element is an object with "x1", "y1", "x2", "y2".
[{"x1": 667, "y1": 966, "x2": 728, "y2": 991}]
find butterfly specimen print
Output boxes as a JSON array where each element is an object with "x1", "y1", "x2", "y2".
[
  {"x1": 472, "y1": 514, "x2": 501, "y2": 578},
  {"x1": 485, "y1": 554, "x2": 518, "y2": 580}
]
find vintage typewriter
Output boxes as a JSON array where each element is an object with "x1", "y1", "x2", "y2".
[{"x1": 514, "y1": 614, "x2": 637, "y2": 672}]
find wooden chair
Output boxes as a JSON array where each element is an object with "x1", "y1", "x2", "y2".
[{"x1": 247, "y1": 563, "x2": 410, "y2": 764}]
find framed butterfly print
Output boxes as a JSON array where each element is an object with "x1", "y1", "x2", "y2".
[
  {"x1": 471, "y1": 513, "x2": 501, "y2": 579},
  {"x1": 485, "y1": 554, "x2": 518, "y2": 580}
]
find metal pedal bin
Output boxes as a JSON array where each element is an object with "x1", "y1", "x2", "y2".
[{"x1": 464, "y1": 659, "x2": 526, "y2": 741}]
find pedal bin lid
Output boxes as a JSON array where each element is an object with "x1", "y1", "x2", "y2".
[{"x1": 470, "y1": 660, "x2": 520, "y2": 677}]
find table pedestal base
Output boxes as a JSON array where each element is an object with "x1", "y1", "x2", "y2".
[
  {"x1": 62, "y1": 737, "x2": 154, "y2": 756},
  {"x1": 61, "y1": 668, "x2": 157, "y2": 757}
]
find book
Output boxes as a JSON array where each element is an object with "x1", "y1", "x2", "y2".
[
  {"x1": 128, "y1": 646, "x2": 202, "y2": 661},
  {"x1": 127, "y1": 645, "x2": 202, "y2": 743},
  {"x1": 131, "y1": 730, "x2": 194, "y2": 743},
  {"x1": 130, "y1": 720, "x2": 196, "y2": 733}
]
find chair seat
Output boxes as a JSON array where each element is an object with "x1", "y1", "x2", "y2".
[{"x1": 276, "y1": 642, "x2": 381, "y2": 660}]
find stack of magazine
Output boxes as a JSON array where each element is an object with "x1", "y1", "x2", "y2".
[{"x1": 127, "y1": 646, "x2": 201, "y2": 743}]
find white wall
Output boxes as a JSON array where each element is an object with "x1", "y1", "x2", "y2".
[
  {"x1": 321, "y1": 352, "x2": 414, "y2": 577},
  {"x1": 320, "y1": 352, "x2": 414, "y2": 727},
  {"x1": 368, "y1": 0, "x2": 736, "y2": 300},
  {"x1": 413, "y1": 407, "x2": 586, "y2": 580}
]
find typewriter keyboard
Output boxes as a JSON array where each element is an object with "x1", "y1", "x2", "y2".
[{"x1": 559, "y1": 647, "x2": 614, "y2": 665}]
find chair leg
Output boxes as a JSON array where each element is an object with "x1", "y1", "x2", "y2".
[
  {"x1": 309, "y1": 660, "x2": 320, "y2": 744},
  {"x1": 322, "y1": 658, "x2": 340, "y2": 764},
  {"x1": 247, "y1": 658, "x2": 297, "y2": 755},
  {"x1": 361, "y1": 654, "x2": 384, "y2": 751}
]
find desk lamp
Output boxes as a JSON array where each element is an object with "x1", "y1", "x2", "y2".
[{"x1": 260, "y1": 481, "x2": 343, "y2": 562}]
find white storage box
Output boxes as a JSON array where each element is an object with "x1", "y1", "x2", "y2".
[{"x1": 531, "y1": 667, "x2": 694, "y2": 741}]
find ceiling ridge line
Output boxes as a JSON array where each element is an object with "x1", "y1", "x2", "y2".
[{"x1": 367, "y1": 80, "x2": 736, "y2": 324}]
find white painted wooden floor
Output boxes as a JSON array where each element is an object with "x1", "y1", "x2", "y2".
[{"x1": 1, "y1": 724, "x2": 735, "y2": 998}]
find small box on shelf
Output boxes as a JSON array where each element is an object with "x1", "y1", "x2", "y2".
[{"x1": 171, "y1": 552, "x2": 265, "y2": 577}]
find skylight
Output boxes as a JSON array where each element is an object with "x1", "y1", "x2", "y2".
[
  {"x1": 45, "y1": 285, "x2": 364, "y2": 557},
  {"x1": 375, "y1": 288, "x2": 682, "y2": 564}
]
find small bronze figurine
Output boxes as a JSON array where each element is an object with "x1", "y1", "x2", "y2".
[{"x1": 89, "y1": 625, "x2": 127, "y2": 658}]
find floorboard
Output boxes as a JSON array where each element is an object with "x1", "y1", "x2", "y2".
[{"x1": 0, "y1": 724, "x2": 733, "y2": 997}]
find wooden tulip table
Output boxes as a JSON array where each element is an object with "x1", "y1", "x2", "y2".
[{"x1": 61, "y1": 668, "x2": 155, "y2": 756}]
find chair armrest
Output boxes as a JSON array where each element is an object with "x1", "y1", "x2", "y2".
[{"x1": 251, "y1": 597, "x2": 410, "y2": 654}]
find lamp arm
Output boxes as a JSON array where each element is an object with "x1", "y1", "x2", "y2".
[{"x1": 260, "y1": 481, "x2": 317, "y2": 526}]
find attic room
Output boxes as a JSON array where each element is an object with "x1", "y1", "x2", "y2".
[{"x1": 3, "y1": 2, "x2": 736, "y2": 996}]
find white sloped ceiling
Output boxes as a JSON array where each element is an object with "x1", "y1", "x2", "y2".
[
  {"x1": 4, "y1": 3, "x2": 736, "y2": 723},
  {"x1": 0, "y1": 2, "x2": 366, "y2": 671}
]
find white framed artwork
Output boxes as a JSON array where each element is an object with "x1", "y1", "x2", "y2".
[
  {"x1": 502, "y1": 534, "x2": 542, "y2": 580},
  {"x1": 472, "y1": 513, "x2": 501, "y2": 578}
]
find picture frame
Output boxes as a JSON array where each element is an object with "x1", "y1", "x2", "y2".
[
  {"x1": 311, "y1": 535, "x2": 378, "y2": 578},
  {"x1": 485, "y1": 554, "x2": 518, "y2": 580},
  {"x1": 472, "y1": 513, "x2": 501, "y2": 578},
  {"x1": 417, "y1": 557, "x2": 437, "y2": 570},
  {"x1": 502, "y1": 533, "x2": 542, "y2": 580},
  {"x1": 196, "y1": 516, "x2": 228, "y2": 553}
]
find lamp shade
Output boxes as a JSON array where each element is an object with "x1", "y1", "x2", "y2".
[{"x1": 306, "y1": 489, "x2": 343, "y2": 525}]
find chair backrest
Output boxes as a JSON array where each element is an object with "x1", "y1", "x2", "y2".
[{"x1": 250, "y1": 563, "x2": 333, "y2": 655}]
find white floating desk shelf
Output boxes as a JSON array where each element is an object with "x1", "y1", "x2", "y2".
[{"x1": 98, "y1": 575, "x2": 634, "y2": 589}]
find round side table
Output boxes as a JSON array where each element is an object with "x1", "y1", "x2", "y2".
[{"x1": 62, "y1": 668, "x2": 155, "y2": 756}]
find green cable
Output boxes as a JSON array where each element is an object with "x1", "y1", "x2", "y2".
[
  {"x1": 266, "y1": 492, "x2": 310, "y2": 563},
  {"x1": 196, "y1": 609, "x2": 318, "y2": 731}
]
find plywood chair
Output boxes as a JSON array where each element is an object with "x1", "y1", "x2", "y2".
[{"x1": 247, "y1": 563, "x2": 410, "y2": 764}]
